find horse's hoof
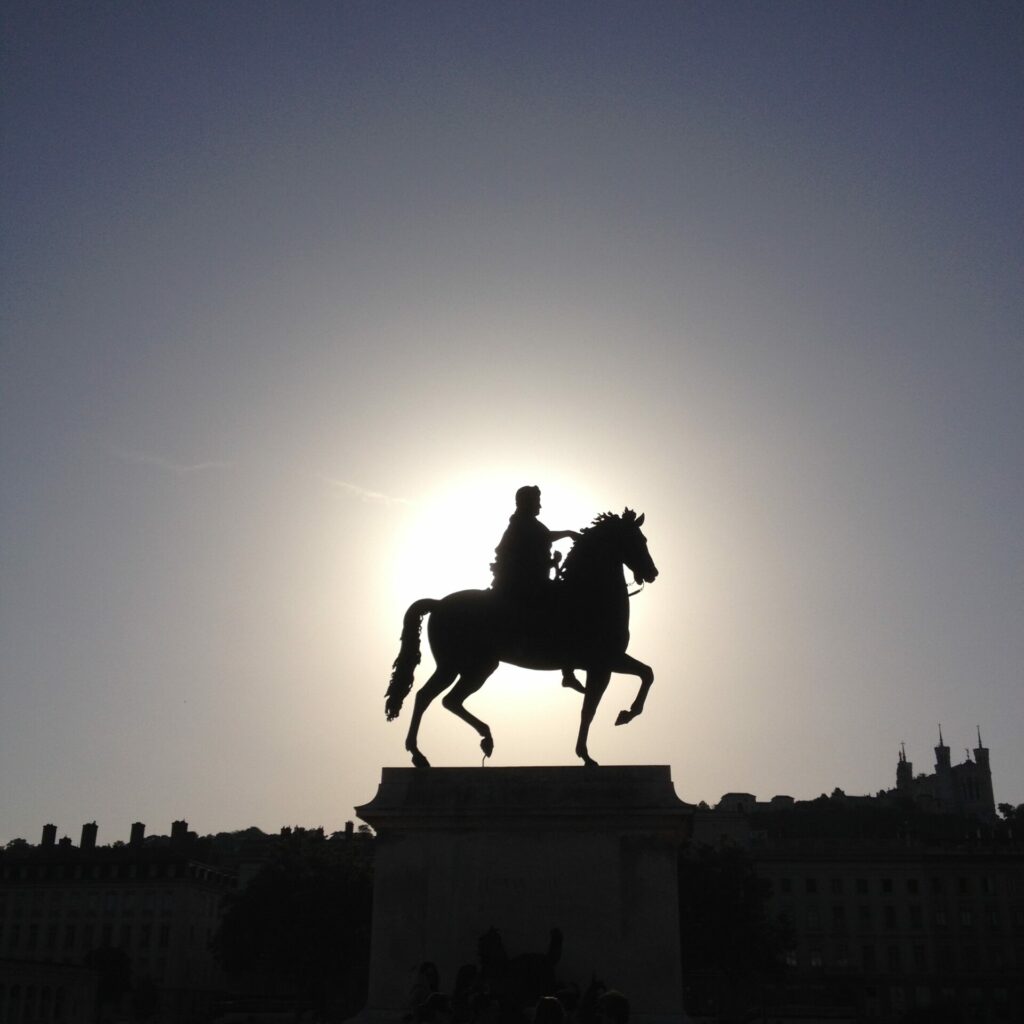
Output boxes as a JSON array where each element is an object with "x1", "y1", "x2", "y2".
[
  {"x1": 481, "y1": 735, "x2": 494, "y2": 759},
  {"x1": 615, "y1": 709, "x2": 633, "y2": 726},
  {"x1": 410, "y1": 750, "x2": 431, "y2": 769}
]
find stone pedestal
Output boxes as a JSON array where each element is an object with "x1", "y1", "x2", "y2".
[{"x1": 355, "y1": 766, "x2": 692, "y2": 1024}]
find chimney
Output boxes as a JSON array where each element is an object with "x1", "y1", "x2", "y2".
[
  {"x1": 41, "y1": 824, "x2": 57, "y2": 847},
  {"x1": 345, "y1": 820, "x2": 354, "y2": 840},
  {"x1": 130, "y1": 822, "x2": 146, "y2": 848},
  {"x1": 170, "y1": 820, "x2": 188, "y2": 847},
  {"x1": 58, "y1": 836, "x2": 72, "y2": 848},
  {"x1": 81, "y1": 822, "x2": 98, "y2": 850}
]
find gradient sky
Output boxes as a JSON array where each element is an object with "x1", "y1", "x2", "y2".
[{"x1": 2, "y1": 2, "x2": 1022, "y2": 844}]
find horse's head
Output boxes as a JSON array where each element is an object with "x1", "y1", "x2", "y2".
[{"x1": 585, "y1": 508, "x2": 659, "y2": 586}]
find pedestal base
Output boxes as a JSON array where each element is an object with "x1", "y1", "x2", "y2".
[{"x1": 355, "y1": 766, "x2": 692, "y2": 1024}]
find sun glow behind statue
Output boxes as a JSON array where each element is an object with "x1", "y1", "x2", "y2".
[
  {"x1": 389, "y1": 471, "x2": 603, "y2": 610},
  {"x1": 383, "y1": 470, "x2": 613, "y2": 764}
]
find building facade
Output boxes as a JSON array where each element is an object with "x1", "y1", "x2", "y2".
[
  {"x1": 691, "y1": 731, "x2": 1021, "y2": 1023},
  {"x1": 0, "y1": 821, "x2": 235, "y2": 1024}
]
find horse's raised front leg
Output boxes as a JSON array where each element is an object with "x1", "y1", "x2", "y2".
[
  {"x1": 611, "y1": 653, "x2": 654, "y2": 726},
  {"x1": 405, "y1": 667, "x2": 457, "y2": 768},
  {"x1": 441, "y1": 660, "x2": 499, "y2": 761},
  {"x1": 575, "y1": 667, "x2": 611, "y2": 767}
]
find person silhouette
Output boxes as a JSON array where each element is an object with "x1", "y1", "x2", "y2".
[{"x1": 491, "y1": 486, "x2": 584, "y2": 693}]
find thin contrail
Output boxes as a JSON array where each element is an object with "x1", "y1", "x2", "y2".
[
  {"x1": 318, "y1": 475, "x2": 412, "y2": 506},
  {"x1": 112, "y1": 447, "x2": 232, "y2": 475}
]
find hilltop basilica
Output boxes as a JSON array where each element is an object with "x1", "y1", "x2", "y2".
[{"x1": 891, "y1": 727, "x2": 996, "y2": 819}]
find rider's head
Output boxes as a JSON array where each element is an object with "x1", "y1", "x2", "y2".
[{"x1": 514, "y1": 485, "x2": 541, "y2": 516}]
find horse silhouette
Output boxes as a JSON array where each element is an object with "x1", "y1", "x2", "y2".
[{"x1": 385, "y1": 509, "x2": 659, "y2": 767}]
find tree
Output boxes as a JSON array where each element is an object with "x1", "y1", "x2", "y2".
[
  {"x1": 678, "y1": 845, "x2": 788, "y2": 1022},
  {"x1": 212, "y1": 826, "x2": 373, "y2": 1020}
]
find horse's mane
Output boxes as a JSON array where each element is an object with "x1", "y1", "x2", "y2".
[{"x1": 559, "y1": 508, "x2": 641, "y2": 580}]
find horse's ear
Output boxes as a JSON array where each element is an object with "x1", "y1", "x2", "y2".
[{"x1": 636, "y1": 513, "x2": 645, "y2": 527}]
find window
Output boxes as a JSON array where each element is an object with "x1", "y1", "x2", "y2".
[
  {"x1": 887, "y1": 945, "x2": 901, "y2": 972},
  {"x1": 862, "y1": 944, "x2": 876, "y2": 970},
  {"x1": 807, "y1": 907, "x2": 821, "y2": 929},
  {"x1": 912, "y1": 945, "x2": 927, "y2": 970},
  {"x1": 884, "y1": 906, "x2": 896, "y2": 930},
  {"x1": 810, "y1": 947, "x2": 823, "y2": 968},
  {"x1": 909, "y1": 905, "x2": 923, "y2": 928},
  {"x1": 830, "y1": 878, "x2": 843, "y2": 894},
  {"x1": 780, "y1": 877, "x2": 791, "y2": 894},
  {"x1": 882, "y1": 878, "x2": 893, "y2": 894},
  {"x1": 856, "y1": 878, "x2": 868, "y2": 895},
  {"x1": 858, "y1": 905, "x2": 872, "y2": 927},
  {"x1": 832, "y1": 906, "x2": 847, "y2": 930},
  {"x1": 906, "y1": 878, "x2": 919, "y2": 895},
  {"x1": 805, "y1": 877, "x2": 818, "y2": 894},
  {"x1": 931, "y1": 877, "x2": 944, "y2": 894},
  {"x1": 960, "y1": 908, "x2": 974, "y2": 927}
]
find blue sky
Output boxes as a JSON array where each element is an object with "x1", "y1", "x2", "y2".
[{"x1": 2, "y1": 1, "x2": 1021, "y2": 842}]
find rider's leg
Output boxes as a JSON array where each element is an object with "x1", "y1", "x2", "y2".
[{"x1": 561, "y1": 667, "x2": 585, "y2": 693}]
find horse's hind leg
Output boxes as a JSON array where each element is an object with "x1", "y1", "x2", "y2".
[
  {"x1": 441, "y1": 660, "x2": 499, "y2": 760},
  {"x1": 405, "y1": 667, "x2": 457, "y2": 768}
]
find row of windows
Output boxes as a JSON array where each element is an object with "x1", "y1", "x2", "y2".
[
  {"x1": 0, "y1": 887, "x2": 221, "y2": 918},
  {"x1": 786, "y1": 939, "x2": 1018, "y2": 974},
  {"x1": 0, "y1": 983, "x2": 85, "y2": 1024},
  {"x1": 0, "y1": 861, "x2": 231, "y2": 884},
  {"x1": 1, "y1": 920, "x2": 174, "y2": 954},
  {"x1": 783, "y1": 903, "x2": 1023, "y2": 932},
  {"x1": 778, "y1": 874, "x2": 1002, "y2": 897}
]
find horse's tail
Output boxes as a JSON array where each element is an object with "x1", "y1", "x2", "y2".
[{"x1": 385, "y1": 598, "x2": 437, "y2": 721}]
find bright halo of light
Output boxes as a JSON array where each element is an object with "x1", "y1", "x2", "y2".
[{"x1": 389, "y1": 469, "x2": 603, "y2": 608}]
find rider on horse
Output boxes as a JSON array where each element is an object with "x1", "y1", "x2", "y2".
[{"x1": 491, "y1": 485, "x2": 584, "y2": 692}]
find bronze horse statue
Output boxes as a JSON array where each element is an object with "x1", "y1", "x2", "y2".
[{"x1": 385, "y1": 509, "x2": 658, "y2": 767}]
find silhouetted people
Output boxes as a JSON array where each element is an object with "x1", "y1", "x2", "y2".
[
  {"x1": 491, "y1": 486, "x2": 584, "y2": 693},
  {"x1": 533, "y1": 996, "x2": 566, "y2": 1024},
  {"x1": 595, "y1": 990, "x2": 629, "y2": 1024},
  {"x1": 408, "y1": 961, "x2": 441, "y2": 1020},
  {"x1": 418, "y1": 992, "x2": 454, "y2": 1024}
]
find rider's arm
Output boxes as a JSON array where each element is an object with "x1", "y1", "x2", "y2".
[{"x1": 548, "y1": 529, "x2": 582, "y2": 542}]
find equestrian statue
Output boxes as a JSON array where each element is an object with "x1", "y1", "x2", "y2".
[{"x1": 385, "y1": 485, "x2": 659, "y2": 767}]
